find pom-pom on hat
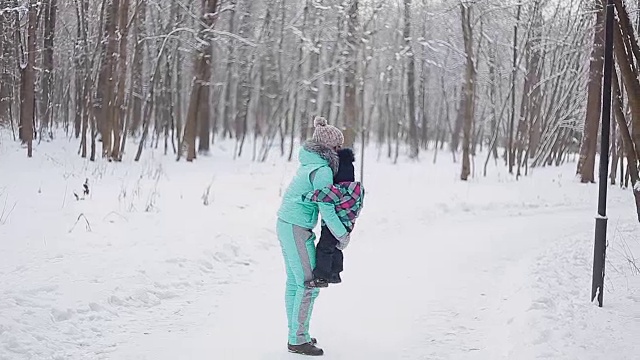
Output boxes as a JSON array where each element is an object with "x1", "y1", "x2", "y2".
[{"x1": 311, "y1": 116, "x2": 344, "y2": 149}]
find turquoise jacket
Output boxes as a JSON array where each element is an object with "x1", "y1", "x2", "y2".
[{"x1": 277, "y1": 141, "x2": 348, "y2": 239}]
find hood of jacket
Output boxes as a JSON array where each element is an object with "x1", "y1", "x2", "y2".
[{"x1": 299, "y1": 140, "x2": 339, "y2": 174}]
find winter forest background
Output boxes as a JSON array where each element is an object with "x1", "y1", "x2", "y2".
[
  {"x1": 6, "y1": 1, "x2": 640, "y2": 358},
  {"x1": 2, "y1": 0, "x2": 640, "y2": 186}
]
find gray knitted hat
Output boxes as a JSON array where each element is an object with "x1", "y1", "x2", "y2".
[{"x1": 311, "y1": 116, "x2": 344, "y2": 149}]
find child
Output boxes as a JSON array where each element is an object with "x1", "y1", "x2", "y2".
[{"x1": 302, "y1": 148, "x2": 364, "y2": 288}]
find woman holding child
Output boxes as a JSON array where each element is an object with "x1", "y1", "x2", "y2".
[{"x1": 275, "y1": 117, "x2": 364, "y2": 356}]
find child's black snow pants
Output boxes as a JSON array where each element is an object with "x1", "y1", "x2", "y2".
[{"x1": 314, "y1": 225, "x2": 344, "y2": 281}]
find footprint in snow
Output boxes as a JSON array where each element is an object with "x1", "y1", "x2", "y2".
[{"x1": 50, "y1": 308, "x2": 74, "y2": 322}]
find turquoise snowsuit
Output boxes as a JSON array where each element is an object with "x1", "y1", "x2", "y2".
[{"x1": 277, "y1": 141, "x2": 349, "y2": 345}]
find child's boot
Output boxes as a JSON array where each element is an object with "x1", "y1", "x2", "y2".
[
  {"x1": 305, "y1": 278, "x2": 328, "y2": 288},
  {"x1": 328, "y1": 273, "x2": 342, "y2": 284}
]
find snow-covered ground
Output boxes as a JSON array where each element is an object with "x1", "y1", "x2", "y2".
[{"x1": 1, "y1": 136, "x2": 640, "y2": 359}]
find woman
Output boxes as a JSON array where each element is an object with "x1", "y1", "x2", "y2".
[{"x1": 276, "y1": 117, "x2": 349, "y2": 356}]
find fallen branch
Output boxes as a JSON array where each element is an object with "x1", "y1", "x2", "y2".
[
  {"x1": 202, "y1": 177, "x2": 215, "y2": 206},
  {"x1": 69, "y1": 213, "x2": 92, "y2": 233}
]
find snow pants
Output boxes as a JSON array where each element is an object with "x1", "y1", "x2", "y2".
[
  {"x1": 276, "y1": 219, "x2": 320, "y2": 345},
  {"x1": 314, "y1": 225, "x2": 344, "y2": 280}
]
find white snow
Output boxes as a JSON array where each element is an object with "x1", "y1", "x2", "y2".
[{"x1": 1, "y1": 137, "x2": 640, "y2": 359}]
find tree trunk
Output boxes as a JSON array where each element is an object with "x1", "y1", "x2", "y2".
[
  {"x1": 182, "y1": 81, "x2": 200, "y2": 163},
  {"x1": 451, "y1": 84, "x2": 464, "y2": 153},
  {"x1": 221, "y1": 1, "x2": 236, "y2": 139},
  {"x1": 614, "y1": 0, "x2": 640, "y2": 155},
  {"x1": 303, "y1": 0, "x2": 320, "y2": 141},
  {"x1": 77, "y1": 0, "x2": 90, "y2": 157},
  {"x1": 296, "y1": 0, "x2": 311, "y2": 145},
  {"x1": 181, "y1": 0, "x2": 218, "y2": 162},
  {"x1": 508, "y1": 4, "x2": 521, "y2": 174},
  {"x1": 41, "y1": 0, "x2": 57, "y2": 140},
  {"x1": 515, "y1": 12, "x2": 541, "y2": 180},
  {"x1": 0, "y1": 2, "x2": 13, "y2": 127},
  {"x1": 234, "y1": 0, "x2": 253, "y2": 157},
  {"x1": 95, "y1": 0, "x2": 120, "y2": 159},
  {"x1": 20, "y1": 0, "x2": 37, "y2": 157},
  {"x1": 197, "y1": 60, "x2": 212, "y2": 156},
  {"x1": 577, "y1": 0, "x2": 605, "y2": 183},
  {"x1": 343, "y1": 0, "x2": 358, "y2": 148},
  {"x1": 614, "y1": 17, "x2": 640, "y2": 161},
  {"x1": 173, "y1": 0, "x2": 182, "y2": 156},
  {"x1": 129, "y1": 0, "x2": 145, "y2": 136},
  {"x1": 111, "y1": 0, "x2": 130, "y2": 161},
  {"x1": 488, "y1": 45, "x2": 499, "y2": 162},
  {"x1": 612, "y1": 68, "x2": 640, "y2": 221},
  {"x1": 404, "y1": 0, "x2": 418, "y2": 159},
  {"x1": 613, "y1": 9, "x2": 640, "y2": 221},
  {"x1": 526, "y1": 2, "x2": 543, "y2": 160},
  {"x1": 460, "y1": 3, "x2": 475, "y2": 181},
  {"x1": 73, "y1": 0, "x2": 84, "y2": 140}
]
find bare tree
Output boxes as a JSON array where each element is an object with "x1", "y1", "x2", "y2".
[
  {"x1": 181, "y1": 0, "x2": 219, "y2": 162},
  {"x1": 507, "y1": 4, "x2": 521, "y2": 174},
  {"x1": 41, "y1": 0, "x2": 57, "y2": 140},
  {"x1": 577, "y1": 0, "x2": 605, "y2": 183},
  {"x1": 404, "y1": 0, "x2": 418, "y2": 159},
  {"x1": 19, "y1": 0, "x2": 37, "y2": 157},
  {"x1": 0, "y1": 1, "x2": 15, "y2": 131},
  {"x1": 460, "y1": 2, "x2": 475, "y2": 181},
  {"x1": 343, "y1": 0, "x2": 359, "y2": 149},
  {"x1": 111, "y1": 0, "x2": 131, "y2": 161},
  {"x1": 95, "y1": 0, "x2": 120, "y2": 159},
  {"x1": 129, "y1": 0, "x2": 146, "y2": 136}
]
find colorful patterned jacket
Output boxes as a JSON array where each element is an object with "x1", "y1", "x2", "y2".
[{"x1": 302, "y1": 181, "x2": 364, "y2": 232}]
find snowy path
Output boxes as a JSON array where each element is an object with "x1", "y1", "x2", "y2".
[{"x1": 109, "y1": 203, "x2": 603, "y2": 360}]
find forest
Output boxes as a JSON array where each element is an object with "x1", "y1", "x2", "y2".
[{"x1": 0, "y1": 0, "x2": 639, "y2": 185}]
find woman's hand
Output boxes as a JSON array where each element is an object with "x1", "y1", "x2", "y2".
[{"x1": 336, "y1": 233, "x2": 350, "y2": 250}]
